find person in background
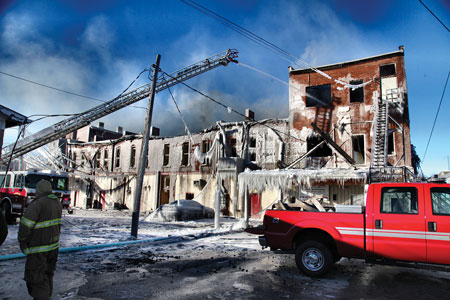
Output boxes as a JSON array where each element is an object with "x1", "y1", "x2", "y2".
[
  {"x1": 0, "y1": 208, "x2": 7, "y2": 246},
  {"x1": 18, "y1": 179, "x2": 62, "y2": 300}
]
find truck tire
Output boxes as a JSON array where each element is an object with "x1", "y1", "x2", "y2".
[
  {"x1": 1, "y1": 201, "x2": 16, "y2": 225},
  {"x1": 295, "y1": 240, "x2": 333, "y2": 277}
]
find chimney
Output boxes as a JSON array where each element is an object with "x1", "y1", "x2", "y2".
[
  {"x1": 116, "y1": 126, "x2": 123, "y2": 134},
  {"x1": 245, "y1": 109, "x2": 255, "y2": 121},
  {"x1": 150, "y1": 126, "x2": 160, "y2": 137},
  {"x1": 98, "y1": 122, "x2": 104, "y2": 128},
  {"x1": 399, "y1": 45, "x2": 404, "y2": 52}
]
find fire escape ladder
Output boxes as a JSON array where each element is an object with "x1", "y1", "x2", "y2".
[{"x1": 370, "y1": 99, "x2": 389, "y2": 169}]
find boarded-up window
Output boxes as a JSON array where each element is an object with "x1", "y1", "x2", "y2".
[
  {"x1": 350, "y1": 80, "x2": 364, "y2": 103},
  {"x1": 306, "y1": 84, "x2": 331, "y2": 107},
  {"x1": 182, "y1": 142, "x2": 189, "y2": 166},
  {"x1": 163, "y1": 144, "x2": 170, "y2": 166},
  {"x1": 130, "y1": 145, "x2": 136, "y2": 168},
  {"x1": 352, "y1": 135, "x2": 365, "y2": 164}
]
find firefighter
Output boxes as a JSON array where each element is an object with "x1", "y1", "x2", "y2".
[
  {"x1": 0, "y1": 208, "x2": 7, "y2": 246},
  {"x1": 18, "y1": 179, "x2": 62, "y2": 300}
]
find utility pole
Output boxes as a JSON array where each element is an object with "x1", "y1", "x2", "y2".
[{"x1": 131, "y1": 54, "x2": 161, "y2": 238}]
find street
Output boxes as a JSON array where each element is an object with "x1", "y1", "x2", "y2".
[{"x1": 1, "y1": 210, "x2": 450, "y2": 300}]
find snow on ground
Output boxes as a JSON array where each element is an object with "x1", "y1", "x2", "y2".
[{"x1": 0, "y1": 208, "x2": 258, "y2": 257}]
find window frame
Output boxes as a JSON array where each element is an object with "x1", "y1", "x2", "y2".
[
  {"x1": 380, "y1": 187, "x2": 418, "y2": 215},
  {"x1": 349, "y1": 79, "x2": 364, "y2": 103},
  {"x1": 305, "y1": 84, "x2": 332, "y2": 108},
  {"x1": 430, "y1": 187, "x2": 450, "y2": 216}
]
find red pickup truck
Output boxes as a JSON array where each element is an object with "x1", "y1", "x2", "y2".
[{"x1": 254, "y1": 182, "x2": 450, "y2": 277}]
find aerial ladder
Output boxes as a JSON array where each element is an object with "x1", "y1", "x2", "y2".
[{"x1": 1, "y1": 49, "x2": 238, "y2": 165}]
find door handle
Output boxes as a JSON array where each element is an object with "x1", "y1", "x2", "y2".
[
  {"x1": 428, "y1": 222, "x2": 437, "y2": 232},
  {"x1": 375, "y1": 219, "x2": 383, "y2": 229}
]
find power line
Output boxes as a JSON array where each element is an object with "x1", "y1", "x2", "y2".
[
  {"x1": 422, "y1": 70, "x2": 450, "y2": 165},
  {"x1": 180, "y1": 0, "x2": 371, "y2": 90},
  {"x1": 0, "y1": 70, "x2": 148, "y2": 110},
  {"x1": 418, "y1": 0, "x2": 450, "y2": 33}
]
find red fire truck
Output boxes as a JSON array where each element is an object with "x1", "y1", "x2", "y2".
[
  {"x1": 0, "y1": 170, "x2": 71, "y2": 223},
  {"x1": 251, "y1": 182, "x2": 450, "y2": 277}
]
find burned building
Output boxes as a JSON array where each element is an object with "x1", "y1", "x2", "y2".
[{"x1": 67, "y1": 47, "x2": 415, "y2": 219}]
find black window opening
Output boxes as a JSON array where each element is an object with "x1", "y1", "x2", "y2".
[
  {"x1": 249, "y1": 137, "x2": 256, "y2": 148},
  {"x1": 250, "y1": 152, "x2": 257, "y2": 162},
  {"x1": 229, "y1": 138, "x2": 237, "y2": 157},
  {"x1": 182, "y1": 142, "x2": 189, "y2": 166},
  {"x1": 350, "y1": 80, "x2": 364, "y2": 103},
  {"x1": 431, "y1": 188, "x2": 450, "y2": 216},
  {"x1": 380, "y1": 64, "x2": 396, "y2": 77},
  {"x1": 352, "y1": 135, "x2": 365, "y2": 164},
  {"x1": 380, "y1": 187, "x2": 418, "y2": 214},
  {"x1": 186, "y1": 193, "x2": 194, "y2": 200},
  {"x1": 72, "y1": 152, "x2": 77, "y2": 169},
  {"x1": 163, "y1": 144, "x2": 170, "y2": 166},
  {"x1": 306, "y1": 84, "x2": 331, "y2": 107},
  {"x1": 307, "y1": 136, "x2": 332, "y2": 157},
  {"x1": 387, "y1": 130, "x2": 395, "y2": 155}
]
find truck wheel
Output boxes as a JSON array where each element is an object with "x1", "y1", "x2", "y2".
[
  {"x1": 295, "y1": 240, "x2": 333, "y2": 277},
  {"x1": 1, "y1": 201, "x2": 16, "y2": 225}
]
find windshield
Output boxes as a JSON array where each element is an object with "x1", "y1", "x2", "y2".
[{"x1": 25, "y1": 174, "x2": 69, "y2": 191}]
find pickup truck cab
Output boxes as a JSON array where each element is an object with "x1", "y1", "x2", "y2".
[{"x1": 255, "y1": 183, "x2": 450, "y2": 277}]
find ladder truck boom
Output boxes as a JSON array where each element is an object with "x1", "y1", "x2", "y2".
[{"x1": 1, "y1": 49, "x2": 238, "y2": 165}]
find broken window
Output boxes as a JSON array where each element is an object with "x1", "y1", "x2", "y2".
[
  {"x1": 115, "y1": 147, "x2": 121, "y2": 168},
  {"x1": 72, "y1": 152, "x2": 77, "y2": 169},
  {"x1": 130, "y1": 145, "x2": 136, "y2": 168},
  {"x1": 229, "y1": 138, "x2": 237, "y2": 157},
  {"x1": 380, "y1": 64, "x2": 396, "y2": 77},
  {"x1": 307, "y1": 136, "x2": 332, "y2": 157},
  {"x1": 163, "y1": 144, "x2": 170, "y2": 166},
  {"x1": 306, "y1": 84, "x2": 331, "y2": 107},
  {"x1": 352, "y1": 135, "x2": 365, "y2": 164},
  {"x1": 249, "y1": 137, "x2": 256, "y2": 148},
  {"x1": 181, "y1": 142, "x2": 189, "y2": 166},
  {"x1": 349, "y1": 80, "x2": 364, "y2": 103},
  {"x1": 103, "y1": 149, "x2": 109, "y2": 169},
  {"x1": 202, "y1": 140, "x2": 212, "y2": 165},
  {"x1": 388, "y1": 130, "x2": 395, "y2": 155},
  {"x1": 95, "y1": 152, "x2": 101, "y2": 169}
]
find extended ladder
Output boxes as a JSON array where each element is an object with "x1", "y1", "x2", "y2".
[{"x1": 1, "y1": 49, "x2": 238, "y2": 165}]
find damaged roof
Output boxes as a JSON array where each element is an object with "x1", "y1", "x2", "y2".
[{"x1": 0, "y1": 105, "x2": 30, "y2": 128}]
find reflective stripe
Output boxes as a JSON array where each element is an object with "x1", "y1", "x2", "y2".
[
  {"x1": 24, "y1": 242, "x2": 59, "y2": 255},
  {"x1": 337, "y1": 227, "x2": 450, "y2": 241},
  {"x1": 34, "y1": 218, "x2": 62, "y2": 229},
  {"x1": 48, "y1": 194, "x2": 58, "y2": 199},
  {"x1": 20, "y1": 217, "x2": 36, "y2": 228}
]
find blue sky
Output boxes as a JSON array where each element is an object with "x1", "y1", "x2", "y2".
[{"x1": 0, "y1": 0, "x2": 449, "y2": 176}]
